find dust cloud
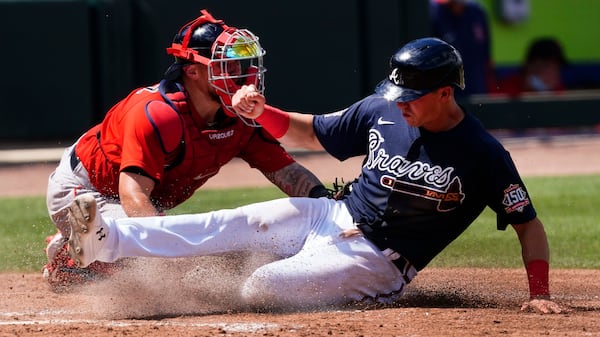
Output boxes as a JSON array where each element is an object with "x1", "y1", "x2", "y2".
[{"x1": 82, "y1": 253, "x2": 277, "y2": 319}]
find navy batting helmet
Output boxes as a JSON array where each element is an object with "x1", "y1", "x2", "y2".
[{"x1": 375, "y1": 37, "x2": 465, "y2": 102}]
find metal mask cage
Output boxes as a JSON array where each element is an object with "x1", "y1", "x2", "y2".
[{"x1": 208, "y1": 28, "x2": 267, "y2": 127}]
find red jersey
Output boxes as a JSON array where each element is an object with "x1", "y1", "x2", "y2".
[{"x1": 75, "y1": 80, "x2": 294, "y2": 210}]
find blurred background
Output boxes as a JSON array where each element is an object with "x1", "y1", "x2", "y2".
[{"x1": 1, "y1": 0, "x2": 599, "y2": 146}]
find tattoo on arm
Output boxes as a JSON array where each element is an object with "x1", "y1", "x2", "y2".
[{"x1": 264, "y1": 162, "x2": 323, "y2": 197}]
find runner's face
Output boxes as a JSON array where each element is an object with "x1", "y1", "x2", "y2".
[{"x1": 395, "y1": 90, "x2": 442, "y2": 128}]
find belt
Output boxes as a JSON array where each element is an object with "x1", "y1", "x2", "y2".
[
  {"x1": 381, "y1": 248, "x2": 415, "y2": 283},
  {"x1": 357, "y1": 223, "x2": 416, "y2": 284},
  {"x1": 70, "y1": 147, "x2": 80, "y2": 171}
]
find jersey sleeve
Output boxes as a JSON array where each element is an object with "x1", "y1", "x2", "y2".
[
  {"x1": 313, "y1": 97, "x2": 376, "y2": 161},
  {"x1": 120, "y1": 100, "x2": 182, "y2": 182},
  {"x1": 485, "y1": 147, "x2": 537, "y2": 230}
]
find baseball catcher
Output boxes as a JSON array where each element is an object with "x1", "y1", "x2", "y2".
[{"x1": 43, "y1": 9, "x2": 328, "y2": 290}]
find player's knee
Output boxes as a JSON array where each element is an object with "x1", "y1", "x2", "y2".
[
  {"x1": 240, "y1": 272, "x2": 278, "y2": 307},
  {"x1": 241, "y1": 270, "x2": 329, "y2": 310}
]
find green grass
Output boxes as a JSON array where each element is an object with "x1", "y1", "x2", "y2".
[
  {"x1": 430, "y1": 175, "x2": 600, "y2": 268},
  {"x1": 1, "y1": 176, "x2": 598, "y2": 272},
  {"x1": 0, "y1": 197, "x2": 52, "y2": 272}
]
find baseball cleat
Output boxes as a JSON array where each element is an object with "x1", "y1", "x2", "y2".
[
  {"x1": 42, "y1": 231, "x2": 122, "y2": 291},
  {"x1": 45, "y1": 231, "x2": 68, "y2": 264},
  {"x1": 66, "y1": 194, "x2": 108, "y2": 268}
]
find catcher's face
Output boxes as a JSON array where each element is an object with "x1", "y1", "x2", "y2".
[
  {"x1": 206, "y1": 27, "x2": 266, "y2": 126},
  {"x1": 209, "y1": 28, "x2": 265, "y2": 89},
  {"x1": 209, "y1": 60, "x2": 243, "y2": 85}
]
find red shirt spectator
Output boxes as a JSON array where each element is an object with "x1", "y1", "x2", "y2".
[{"x1": 498, "y1": 37, "x2": 568, "y2": 97}]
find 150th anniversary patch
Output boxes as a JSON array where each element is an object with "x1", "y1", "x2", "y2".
[{"x1": 502, "y1": 184, "x2": 530, "y2": 213}]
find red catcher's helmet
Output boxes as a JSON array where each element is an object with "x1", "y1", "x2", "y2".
[{"x1": 164, "y1": 9, "x2": 266, "y2": 126}]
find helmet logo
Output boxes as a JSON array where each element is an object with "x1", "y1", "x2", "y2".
[{"x1": 389, "y1": 68, "x2": 404, "y2": 86}]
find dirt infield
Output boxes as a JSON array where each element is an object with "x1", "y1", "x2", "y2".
[
  {"x1": 1, "y1": 268, "x2": 599, "y2": 336},
  {"x1": 1, "y1": 135, "x2": 599, "y2": 336}
]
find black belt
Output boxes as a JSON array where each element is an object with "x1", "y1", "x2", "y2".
[
  {"x1": 357, "y1": 223, "x2": 414, "y2": 283},
  {"x1": 380, "y1": 248, "x2": 414, "y2": 283},
  {"x1": 70, "y1": 147, "x2": 80, "y2": 171}
]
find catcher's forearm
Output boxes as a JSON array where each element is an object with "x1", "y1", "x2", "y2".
[{"x1": 266, "y1": 162, "x2": 324, "y2": 197}]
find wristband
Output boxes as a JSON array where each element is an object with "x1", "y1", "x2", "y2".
[
  {"x1": 526, "y1": 259, "x2": 550, "y2": 299},
  {"x1": 256, "y1": 105, "x2": 290, "y2": 139}
]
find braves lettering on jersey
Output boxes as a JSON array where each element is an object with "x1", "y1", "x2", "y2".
[
  {"x1": 313, "y1": 95, "x2": 536, "y2": 270},
  {"x1": 75, "y1": 80, "x2": 294, "y2": 210}
]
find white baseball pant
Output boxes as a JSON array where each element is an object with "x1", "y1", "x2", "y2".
[{"x1": 90, "y1": 197, "x2": 417, "y2": 309}]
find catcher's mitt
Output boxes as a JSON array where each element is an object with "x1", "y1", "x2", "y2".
[{"x1": 308, "y1": 178, "x2": 356, "y2": 200}]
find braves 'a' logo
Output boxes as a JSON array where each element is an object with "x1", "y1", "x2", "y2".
[{"x1": 389, "y1": 68, "x2": 404, "y2": 86}]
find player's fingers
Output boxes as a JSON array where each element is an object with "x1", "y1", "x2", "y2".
[
  {"x1": 243, "y1": 92, "x2": 265, "y2": 110},
  {"x1": 536, "y1": 299, "x2": 563, "y2": 314},
  {"x1": 232, "y1": 86, "x2": 255, "y2": 110},
  {"x1": 520, "y1": 300, "x2": 563, "y2": 314},
  {"x1": 242, "y1": 102, "x2": 254, "y2": 112},
  {"x1": 546, "y1": 302, "x2": 563, "y2": 314},
  {"x1": 238, "y1": 84, "x2": 256, "y2": 96},
  {"x1": 520, "y1": 302, "x2": 534, "y2": 312}
]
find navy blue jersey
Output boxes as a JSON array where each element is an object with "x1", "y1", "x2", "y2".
[{"x1": 313, "y1": 94, "x2": 536, "y2": 270}]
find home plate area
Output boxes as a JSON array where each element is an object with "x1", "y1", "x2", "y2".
[{"x1": 1, "y1": 265, "x2": 599, "y2": 337}]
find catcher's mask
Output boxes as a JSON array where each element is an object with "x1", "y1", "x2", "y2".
[{"x1": 165, "y1": 9, "x2": 266, "y2": 126}]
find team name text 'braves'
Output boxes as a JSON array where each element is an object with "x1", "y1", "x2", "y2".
[{"x1": 365, "y1": 130, "x2": 454, "y2": 188}]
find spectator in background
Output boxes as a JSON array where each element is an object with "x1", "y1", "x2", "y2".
[
  {"x1": 430, "y1": 0, "x2": 496, "y2": 98},
  {"x1": 498, "y1": 37, "x2": 568, "y2": 96}
]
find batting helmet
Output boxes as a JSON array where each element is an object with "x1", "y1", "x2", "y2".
[
  {"x1": 375, "y1": 37, "x2": 465, "y2": 103},
  {"x1": 164, "y1": 10, "x2": 266, "y2": 126}
]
